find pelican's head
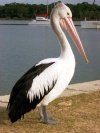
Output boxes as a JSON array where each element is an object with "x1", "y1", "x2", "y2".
[{"x1": 50, "y1": 2, "x2": 88, "y2": 63}]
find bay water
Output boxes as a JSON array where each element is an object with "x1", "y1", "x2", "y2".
[{"x1": 0, "y1": 21, "x2": 100, "y2": 95}]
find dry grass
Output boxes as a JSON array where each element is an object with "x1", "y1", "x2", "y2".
[{"x1": 0, "y1": 91, "x2": 100, "y2": 133}]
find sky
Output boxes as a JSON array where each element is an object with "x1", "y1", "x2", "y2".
[{"x1": 0, "y1": 0, "x2": 100, "y2": 5}]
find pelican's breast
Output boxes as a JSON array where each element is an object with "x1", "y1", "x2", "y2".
[{"x1": 40, "y1": 58, "x2": 75, "y2": 106}]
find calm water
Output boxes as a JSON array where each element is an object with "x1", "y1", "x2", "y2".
[{"x1": 0, "y1": 21, "x2": 100, "y2": 95}]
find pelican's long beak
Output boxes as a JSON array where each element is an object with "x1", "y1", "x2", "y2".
[{"x1": 60, "y1": 17, "x2": 88, "y2": 63}]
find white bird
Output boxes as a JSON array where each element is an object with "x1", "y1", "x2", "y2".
[{"x1": 7, "y1": 2, "x2": 88, "y2": 124}]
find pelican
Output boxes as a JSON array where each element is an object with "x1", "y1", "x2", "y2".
[{"x1": 7, "y1": 2, "x2": 88, "y2": 124}]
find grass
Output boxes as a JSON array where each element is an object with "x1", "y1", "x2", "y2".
[{"x1": 0, "y1": 91, "x2": 100, "y2": 133}]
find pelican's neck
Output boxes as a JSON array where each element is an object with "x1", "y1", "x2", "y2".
[{"x1": 51, "y1": 18, "x2": 74, "y2": 59}]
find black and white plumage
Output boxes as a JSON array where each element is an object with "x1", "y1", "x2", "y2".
[
  {"x1": 8, "y1": 2, "x2": 88, "y2": 124},
  {"x1": 8, "y1": 62, "x2": 56, "y2": 122}
]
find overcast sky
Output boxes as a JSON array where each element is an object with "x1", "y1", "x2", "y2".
[{"x1": 0, "y1": 0, "x2": 100, "y2": 5}]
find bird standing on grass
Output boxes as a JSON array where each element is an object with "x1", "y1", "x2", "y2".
[{"x1": 7, "y1": 2, "x2": 88, "y2": 124}]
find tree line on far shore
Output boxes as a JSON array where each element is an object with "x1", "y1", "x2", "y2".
[{"x1": 0, "y1": 2, "x2": 100, "y2": 20}]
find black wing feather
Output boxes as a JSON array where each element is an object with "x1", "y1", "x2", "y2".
[{"x1": 7, "y1": 62, "x2": 55, "y2": 123}]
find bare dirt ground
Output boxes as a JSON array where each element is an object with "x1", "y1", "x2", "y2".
[{"x1": 0, "y1": 91, "x2": 100, "y2": 133}]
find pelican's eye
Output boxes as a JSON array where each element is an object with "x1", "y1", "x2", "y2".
[{"x1": 67, "y1": 12, "x2": 70, "y2": 17}]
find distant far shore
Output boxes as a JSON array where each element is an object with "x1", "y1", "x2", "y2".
[{"x1": 0, "y1": 2, "x2": 100, "y2": 21}]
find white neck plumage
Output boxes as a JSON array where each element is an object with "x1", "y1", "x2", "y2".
[{"x1": 50, "y1": 17, "x2": 75, "y2": 60}]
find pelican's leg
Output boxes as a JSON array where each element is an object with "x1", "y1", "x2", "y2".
[
  {"x1": 38, "y1": 106, "x2": 52, "y2": 121},
  {"x1": 38, "y1": 106, "x2": 44, "y2": 120},
  {"x1": 43, "y1": 106, "x2": 59, "y2": 124}
]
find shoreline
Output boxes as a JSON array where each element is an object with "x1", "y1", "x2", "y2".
[
  {"x1": 0, "y1": 20, "x2": 81, "y2": 26},
  {"x1": 0, "y1": 80, "x2": 100, "y2": 109}
]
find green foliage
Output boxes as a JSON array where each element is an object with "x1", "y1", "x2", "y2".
[{"x1": 0, "y1": 2, "x2": 100, "y2": 20}]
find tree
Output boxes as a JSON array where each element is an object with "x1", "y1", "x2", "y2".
[{"x1": 0, "y1": 2, "x2": 99, "y2": 20}]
